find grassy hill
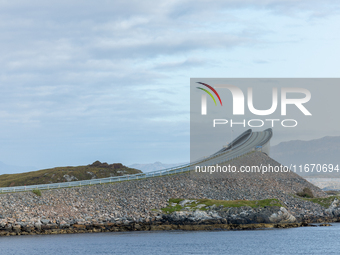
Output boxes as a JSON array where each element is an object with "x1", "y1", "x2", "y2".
[{"x1": 0, "y1": 161, "x2": 142, "y2": 187}]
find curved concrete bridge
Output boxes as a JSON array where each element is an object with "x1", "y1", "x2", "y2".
[{"x1": 0, "y1": 128, "x2": 273, "y2": 193}]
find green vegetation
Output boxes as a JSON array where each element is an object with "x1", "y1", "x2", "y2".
[
  {"x1": 162, "y1": 204, "x2": 183, "y2": 214},
  {"x1": 32, "y1": 189, "x2": 41, "y2": 196},
  {"x1": 301, "y1": 196, "x2": 340, "y2": 208},
  {"x1": 296, "y1": 187, "x2": 314, "y2": 198},
  {"x1": 0, "y1": 161, "x2": 142, "y2": 188},
  {"x1": 160, "y1": 198, "x2": 283, "y2": 214}
]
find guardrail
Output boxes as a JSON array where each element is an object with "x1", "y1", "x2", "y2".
[
  {"x1": 0, "y1": 148, "x2": 254, "y2": 193},
  {"x1": 0, "y1": 129, "x2": 272, "y2": 193}
]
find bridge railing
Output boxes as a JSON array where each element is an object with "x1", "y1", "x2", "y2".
[
  {"x1": 0, "y1": 149, "x2": 256, "y2": 193},
  {"x1": 0, "y1": 129, "x2": 272, "y2": 194}
]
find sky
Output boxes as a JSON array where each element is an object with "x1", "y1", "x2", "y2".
[{"x1": 0, "y1": 0, "x2": 340, "y2": 171}]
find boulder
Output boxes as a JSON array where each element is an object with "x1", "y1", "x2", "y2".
[
  {"x1": 179, "y1": 200, "x2": 196, "y2": 207},
  {"x1": 41, "y1": 219, "x2": 50, "y2": 224},
  {"x1": 269, "y1": 207, "x2": 296, "y2": 223},
  {"x1": 325, "y1": 198, "x2": 340, "y2": 216}
]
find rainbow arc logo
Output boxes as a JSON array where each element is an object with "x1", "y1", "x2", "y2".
[{"x1": 196, "y1": 82, "x2": 222, "y2": 106}]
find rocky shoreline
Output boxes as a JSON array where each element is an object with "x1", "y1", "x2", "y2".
[
  {"x1": 2, "y1": 197, "x2": 340, "y2": 237},
  {"x1": 0, "y1": 220, "x2": 325, "y2": 237},
  {"x1": 0, "y1": 205, "x2": 337, "y2": 237}
]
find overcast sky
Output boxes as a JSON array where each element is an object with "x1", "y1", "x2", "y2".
[{"x1": 0, "y1": 0, "x2": 340, "y2": 171}]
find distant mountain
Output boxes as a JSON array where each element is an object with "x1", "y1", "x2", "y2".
[
  {"x1": 270, "y1": 136, "x2": 340, "y2": 177},
  {"x1": 0, "y1": 161, "x2": 36, "y2": 175},
  {"x1": 306, "y1": 178, "x2": 340, "y2": 191},
  {"x1": 129, "y1": 162, "x2": 187, "y2": 172}
]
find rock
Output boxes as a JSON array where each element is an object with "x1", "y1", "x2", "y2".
[
  {"x1": 59, "y1": 221, "x2": 70, "y2": 228},
  {"x1": 207, "y1": 204, "x2": 217, "y2": 210},
  {"x1": 41, "y1": 219, "x2": 50, "y2": 224},
  {"x1": 63, "y1": 175, "x2": 78, "y2": 182},
  {"x1": 179, "y1": 200, "x2": 196, "y2": 207},
  {"x1": 167, "y1": 210, "x2": 214, "y2": 222},
  {"x1": 195, "y1": 204, "x2": 206, "y2": 209},
  {"x1": 319, "y1": 223, "x2": 332, "y2": 227},
  {"x1": 269, "y1": 207, "x2": 296, "y2": 223},
  {"x1": 73, "y1": 224, "x2": 86, "y2": 229},
  {"x1": 34, "y1": 222, "x2": 42, "y2": 230},
  {"x1": 325, "y1": 199, "x2": 340, "y2": 216}
]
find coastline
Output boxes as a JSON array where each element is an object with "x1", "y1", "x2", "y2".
[
  {"x1": 0, "y1": 217, "x2": 335, "y2": 237},
  {"x1": 1, "y1": 201, "x2": 338, "y2": 237}
]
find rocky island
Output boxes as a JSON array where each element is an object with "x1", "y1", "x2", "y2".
[{"x1": 0, "y1": 152, "x2": 339, "y2": 236}]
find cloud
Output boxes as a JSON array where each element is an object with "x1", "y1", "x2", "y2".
[
  {"x1": 253, "y1": 59, "x2": 269, "y2": 64},
  {"x1": 153, "y1": 58, "x2": 206, "y2": 71},
  {"x1": 0, "y1": 0, "x2": 339, "y2": 169}
]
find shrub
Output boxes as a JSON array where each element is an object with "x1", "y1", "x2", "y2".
[
  {"x1": 296, "y1": 187, "x2": 314, "y2": 198},
  {"x1": 32, "y1": 189, "x2": 42, "y2": 196}
]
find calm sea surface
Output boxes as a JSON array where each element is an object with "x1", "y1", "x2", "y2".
[{"x1": 1, "y1": 223, "x2": 340, "y2": 255}]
